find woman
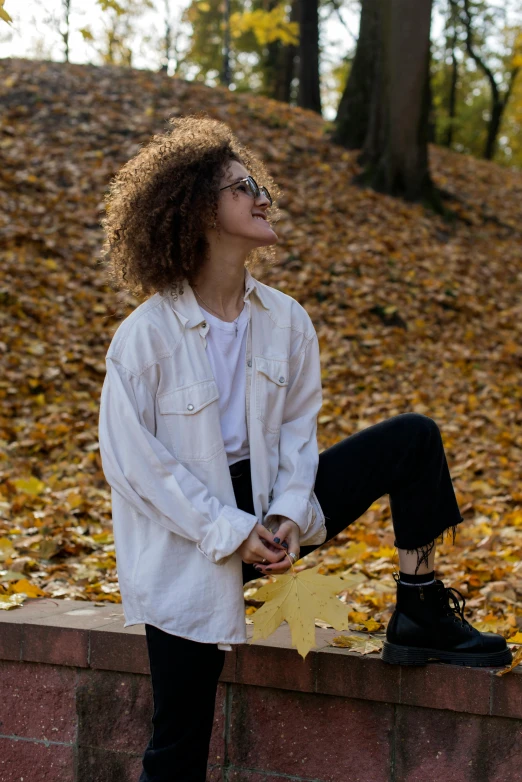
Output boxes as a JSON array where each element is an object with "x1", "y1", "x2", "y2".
[{"x1": 98, "y1": 114, "x2": 511, "y2": 782}]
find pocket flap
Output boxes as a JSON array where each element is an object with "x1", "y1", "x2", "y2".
[
  {"x1": 158, "y1": 379, "x2": 219, "y2": 415},
  {"x1": 255, "y1": 356, "x2": 289, "y2": 386}
]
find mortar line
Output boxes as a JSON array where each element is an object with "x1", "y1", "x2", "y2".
[
  {"x1": 222, "y1": 681, "x2": 232, "y2": 781},
  {"x1": 0, "y1": 733, "x2": 74, "y2": 747},
  {"x1": 224, "y1": 763, "x2": 327, "y2": 781},
  {"x1": 390, "y1": 702, "x2": 397, "y2": 782}
]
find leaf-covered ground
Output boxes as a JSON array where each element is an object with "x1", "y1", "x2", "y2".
[{"x1": 1, "y1": 58, "x2": 521, "y2": 646}]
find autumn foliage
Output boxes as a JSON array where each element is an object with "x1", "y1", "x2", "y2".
[{"x1": 0, "y1": 59, "x2": 521, "y2": 649}]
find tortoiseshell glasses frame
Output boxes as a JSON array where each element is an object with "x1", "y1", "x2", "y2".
[{"x1": 219, "y1": 176, "x2": 272, "y2": 206}]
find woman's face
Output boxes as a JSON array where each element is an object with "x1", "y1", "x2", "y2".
[{"x1": 212, "y1": 160, "x2": 278, "y2": 248}]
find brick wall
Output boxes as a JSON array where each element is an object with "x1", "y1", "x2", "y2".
[{"x1": 1, "y1": 598, "x2": 521, "y2": 781}]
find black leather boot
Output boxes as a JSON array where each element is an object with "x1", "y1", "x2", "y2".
[{"x1": 381, "y1": 572, "x2": 512, "y2": 667}]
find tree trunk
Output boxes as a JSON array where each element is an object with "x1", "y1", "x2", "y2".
[
  {"x1": 360, "y1": 0, "x2": 436, "y2": 203},
  {"x1": 263, "y1": 0, "x2": 297, "y2": 103},
  {"x1": 456, "y1": 0, "x2": 518, "y2": 161},
  {"x1": 444, "y1": 44, "x2": 458, "y2": 147},
  {"x1": 484, "y1": 99, "x2": 504, "y2": 160},
  {"x1": 160, "y1": 0, "x2": 172, "y2": 73},
  {"x1": 62, "y1": 0, "x2": 71, "y2": 63},
  {"x1": 426, "y1": 40, "x2": 436, "y2": 144},
  {"x1": 297, "y1": 0, "x2": 321, "y2": 114},
  {"x1": 279, "y1": 0, "x2": 299, "y2": 103},
  {"x1": 332, "y1": 0, "x2": 379, "y2": 149},
  {"x1": 220, "y1": 0, "x2": 231, "y2": 87}
]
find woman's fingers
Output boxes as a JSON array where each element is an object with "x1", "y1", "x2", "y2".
[
  {"x1": 255, "y1": 553, "x2": 292, "y2": 574},
  {"x1": 255, "y1": 520, "x2": 300, "y2": 573},
  {"x1": 256, "y1": 523, "x2": 284, "y2": 546},
  {"x1": 255, "y1": 544, "x2": 287, "y2": 564},
  {"x1": 255, "y1": 524, "x2": 285, "y2": 559}
]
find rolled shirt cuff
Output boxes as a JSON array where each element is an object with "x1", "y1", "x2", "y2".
[
  {"x1": 197, "y1": 504, "x2": 259, "y2": 564},
  {"x1": 263, "y1": 492, "x2": 312, "y2": 537}
]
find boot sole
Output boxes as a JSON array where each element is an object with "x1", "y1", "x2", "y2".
[{"x1": 381, "y1": 641, "x2": 513, "y2": 668}]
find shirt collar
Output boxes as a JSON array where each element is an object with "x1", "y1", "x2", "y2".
[{"x1": 165, "y1": 267, "x2": 270, "y2": 328}]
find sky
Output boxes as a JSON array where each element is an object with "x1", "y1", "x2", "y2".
[{"x1": 1, "y1": 1, "x2": 445, "y2": 120}]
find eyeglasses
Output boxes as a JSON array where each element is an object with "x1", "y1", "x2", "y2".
[{"x1": 219, "y1": 176, "x2": 272, "y2": 206}]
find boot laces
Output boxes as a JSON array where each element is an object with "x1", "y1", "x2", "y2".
[{"x1": 438, "y1": 583, "x2": 473, "y2": 630}]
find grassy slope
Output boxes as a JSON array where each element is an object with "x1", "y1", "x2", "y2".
[{"x1": 0, "y1": 58, "x2": 521, "y2": 634}]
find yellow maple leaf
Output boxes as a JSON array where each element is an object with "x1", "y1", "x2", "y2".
[
  {"x1": 249, "y1": 564, "x2": 351, "y2": 659},
  {"x1": 348, "y1": 610, "x2": 369, "y2": 623},
  {"x1": 10, "y1": 579, "x2": 46, "y2": 598},
  {"x1": 353, "y1": 618, "x2": 384, "y2": 633},
  {"x1": 506, "y1": 632, "x2": 522, "y2": 644}
]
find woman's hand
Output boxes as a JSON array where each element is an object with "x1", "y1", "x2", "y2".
[
  {"x1": 254, "y1": 518, "x2": 301, "y2": 575},
  {"x1": 237, "y1": 523, "x2": 288, "y2": 568}
]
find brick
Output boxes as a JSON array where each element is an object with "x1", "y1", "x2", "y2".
[
  {"x1": 395, "y1": 704, "x2": 522, "y2": 782},
  {"x1": 0, "y1": 737, "x2": 74, "y2": 782},
  {"x1": 237, "y1": 642, "x2": 316, "y2": 693},
  {"x1": 22, "y1": 600, "x2": 129, "y2": 668},
  {"x1": 206, "y1": 765, "x2": 226, "y2": 782},
  {"x1": 399, "y1": 661, "x2": 492, "y2": 715},
  {"x1": 0, "y1": 598, "x2": 91, "y2": 664},
  {"x1": 22, "y1": 624, "x2": 90, "y2": 667},
  {"x1": 76, "y1": 668, "x2": 152, "y2": 752},
  {"x1": 227, "y1": 684, "x2": 393, "y2": 781},
  {"x1": 239, "y1": 623, "x2": 317, "y2": 692},
  {"x1": 76, "y1": 745, "x2": 143, "y2": 782},
  {"x1": 491, "y1": 667, "x2": 522, "y2": 720},
  {"x1": 15, "y1": 603, "x2": 123, "y2": 668},
  {"x1": 0, "y1": 622, "x2": 22, "y2": 661},
  {"x1": 0, "y1": 660, "x2": 77, "y2": 742},
  {"x1": 316, "y1": 646, "x2": 400, "y2": 703},
  {"x1": 90, "y1": 621, "x2": 150, "y2": 674},
  {"x1": 208, "y1": 681, "x2": 227, "y2": 769}
]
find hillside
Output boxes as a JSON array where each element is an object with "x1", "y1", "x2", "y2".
[{"x1": 0, "y1": 58, "x2": 521, "y2": 643}]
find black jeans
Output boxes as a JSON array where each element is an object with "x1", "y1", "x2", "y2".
[{"x1": 138, "y1": 413, "x2": 464, "y2": 781}]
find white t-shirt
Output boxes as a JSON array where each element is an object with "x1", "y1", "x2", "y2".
[{"x1": 198, "y1": 300, "x2": 251, "y2": 467}]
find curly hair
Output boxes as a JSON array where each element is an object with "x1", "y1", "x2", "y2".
[{"x1": 99, "y1": 112, "x2": 283, "y2": 299}]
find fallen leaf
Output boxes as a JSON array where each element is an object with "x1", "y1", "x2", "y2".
[
  {"x1": 0, "y1": 594, "x2": 26, "y2": 609},
  {"x1": 352, "y1": 618, "x2": 384, "y2": 633},
  {"x1": 329, "y1": 634, "x2": 384, "y2": 655},
  {"x1": 11, "y1": 477, "x2": 46, "y2": 495},
  {"x1": 506, "y1": 632, "x2": 522, "y2": 644},
  {"x1": 495, "y1": 646, "x2": 522, "y2": 676},
  {"x1": 249, "y1": 564, "x2": 350, "y2": 659},
  {"x1": 9, "y1": 579, "x2": 47, "y2": 597}
]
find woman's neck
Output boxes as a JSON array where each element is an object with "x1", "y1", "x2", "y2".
[{"x1": 192, "y1": 266, "x2": 246, "y2": 321}]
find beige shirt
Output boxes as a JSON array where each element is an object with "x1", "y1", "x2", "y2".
[{"x1": 98, "y1": 267, "x2": 326, "y2": 649}]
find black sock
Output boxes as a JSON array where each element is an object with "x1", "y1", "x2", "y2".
[{"x1": 399, "y1": 570, "x2": 435, "y2": 586}]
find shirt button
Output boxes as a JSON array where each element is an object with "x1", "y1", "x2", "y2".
[
  {"x1": 279, "y1": 376, "x2": 285, "y2": 383},
  {"x1": 202, "y1": 322, "x2": 207, "y2": 328},
  {"x1": 187, "y1": 403, "x2": 194, "y2": 411},
  {"x1": 247, "y1": 359, "x2": 252, "y2": 367}
]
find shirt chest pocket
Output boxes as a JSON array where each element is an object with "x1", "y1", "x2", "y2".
[
  {"x1": 157, "y1": 379, "x2": 224, "y2": 461},
  {"x1": 254, "y1": 356, "x2": 289, "y2": 433}
]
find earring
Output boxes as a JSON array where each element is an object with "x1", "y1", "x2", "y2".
[{"x1": 212, "y1": 220, "x2": 217, "y2": 228}]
